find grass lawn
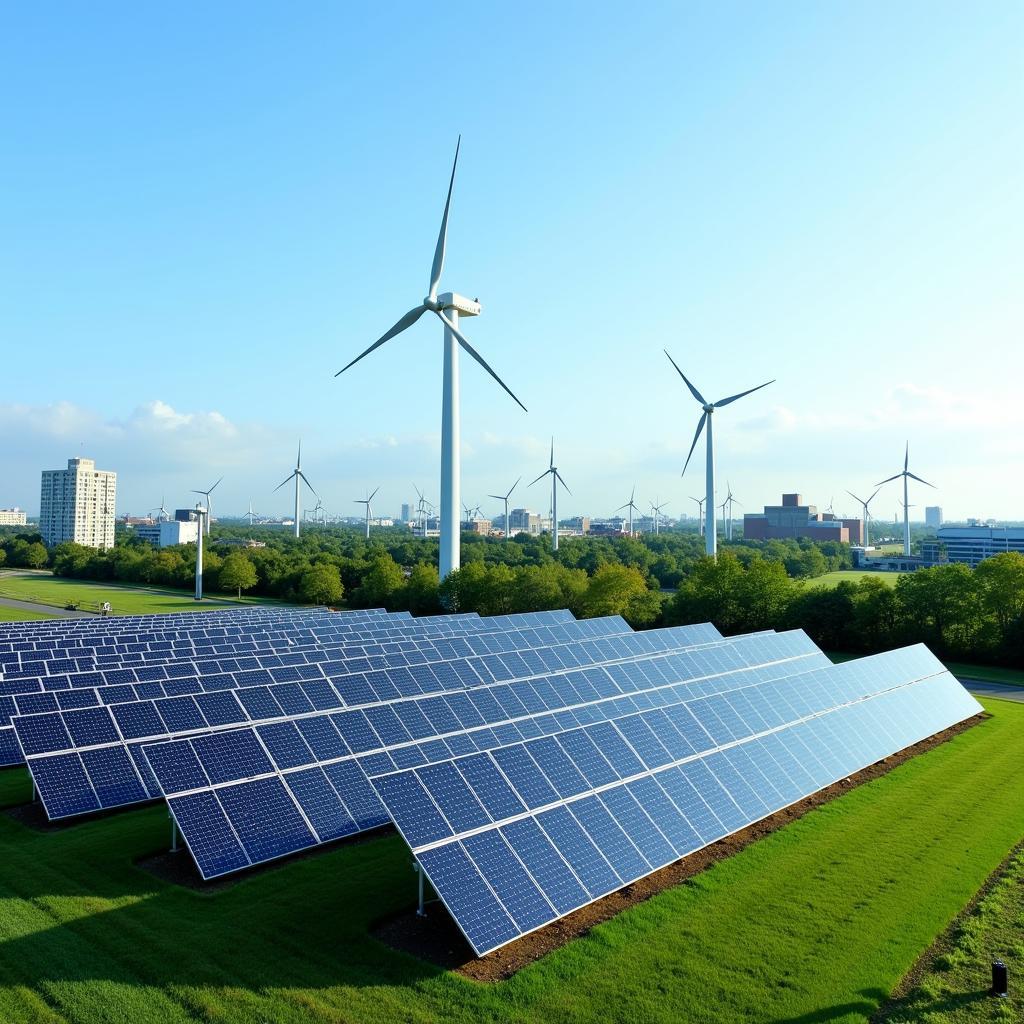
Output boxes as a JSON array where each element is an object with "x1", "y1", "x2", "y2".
[
  {"x1": 0, "y1": 572, "x2": 281, "y2": 616},
  {"x1": 878, "y1": 846, "x2": 1024, "y2": 1023},
  {"x1": 0, "y1": 606, "x2": 54, "y2": 622},
  {"x1": 0, "y1": 699, "x2": 1022, "y2": 1023},
  {"x1": 808, "y1": 570, "x2": 907, "y2": 589}
]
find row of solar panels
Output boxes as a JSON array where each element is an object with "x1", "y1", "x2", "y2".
[
  {"x1": 0, "y1": 605, "x2": 982, "y2": 960},
  {"x1": 0, "y1": 613, "x2": 642, "y2": 766}
]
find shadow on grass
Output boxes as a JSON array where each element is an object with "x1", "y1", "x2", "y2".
[{"x1": 775, "y1": 988, "x2": 889, "y2": 1023}]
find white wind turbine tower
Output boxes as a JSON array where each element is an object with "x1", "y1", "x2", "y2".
[
  {"x1": 616, "y1": 486, "x2": 641, "y2": 537},
  {"x1": 666, "y1": 350, "x2": 773, "y2": 558},
  {"x1": 274, "y1": 441, "x2": 318, "y2": 539},
  {"x1": 530, "y1": 439, "x2": 570, "y2": 553},
  {"x1": 846, "y1": 488, "x2": 880, "y2": 547},
  {"x1": 355, "y1": 487, "x2": 380, "y2": 540},
  {"x1": 650, "y1": 499, "x2": 669, "y2": 535},
  {"x1": 191, "y1": 477, "x2": 222, "y2": 536},
  {"x1": 243, "y1": 499, "x2": 259, "y2": 526},
  {"x1": 690, "y1": 496, "x2": 705, "y2": 536},
  {"x1": 488, "y1": 477, "x2": 521, "y2": 540},
  {"x1": 877, "y1": 442, "x2": 935, "y2": 556},
  {"x1": 335, "y1": 137, "x2": 527, "y2": 580}
]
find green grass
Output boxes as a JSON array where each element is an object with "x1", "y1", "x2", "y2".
[
  {"x1": 808, "y1": 570, "x2": 907, "y2": 589},
  {"x1": 0, "y1": 699, "x2": 1022, "y2": 1023},
  {"x1": 0, "y1": 572, "x2": 280, "y2": 616},
  {"x1": 0, "y1": 606, "x2": 54, "y2": 622},
  {"x1": 878, "y1": 846, "x2": 1024, "y2": 1023}
]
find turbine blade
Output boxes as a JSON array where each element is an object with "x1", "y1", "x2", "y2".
[
  {"x1": 273, "y1": 472, "x2": 295, "y2": 492},
  {"x1": 506, "y1": 477, "x2": 521, "y2": 500},
  {"x1": 681, "y1": 411, "x2": 708, "y2": 476},
  {"x1": 555, "y1": 469, "x2": 571, "y2": 495},
  {"x1": 335, "y1": 306, "x2": 427, "y2": 377},
  {"x1": 906, "y1": 472, "x2": 935, "y2": 488},
  {"x1": 663, "y1": 350, "x2": 707, "y2": 405},
  {"x1": 875, "y1": 473, "x2": 902, "y2": 486},
  {"x1": 845, "y1": 490, "x2": 863, "y2": 504},
  {"x1": 368, "y1": 486, "x2": 380, "y2": 502},
  {"x1": 486, "y1": 494, "x2": 504, "y2": 501},
  {"x1": 298, "y1": 471, "x2": 317, "y2": 496},
  {"x1": 528, "y1": 469, "x2": 550, "y2": 487},
  {"x1": 715, "y1": 379, "x2": 775, "y2": 408},
  {"x1": 190, "y1": 490, "x2": 205, "y2": 497},
  {"x1": 615, "y1": 503, "x2": 629, "y2": 512},
  {"x1": 428, "y1": 136, "x2": 460, "y2": 301},
  {"x1": 435, "y1": 310, "x2": 527, "y2": 412},
  {"x1": 868, "y1": 488, "x2": 881, "y2": 504},
  {"x1": 208, "y1": 477, "x2": 224, "y2": 493},
  {"x1": 904, "y1": 441, "x2": 909, "y2": 471}
]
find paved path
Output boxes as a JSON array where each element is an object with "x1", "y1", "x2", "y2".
[
  {"x1": 960, "y1": 679, "x2": 1024, "y2": 703},
  {"x1": 0, "y1": 596, "x2": 94, "y2": 619}
]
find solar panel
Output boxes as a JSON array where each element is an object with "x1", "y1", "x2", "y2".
[
  {"x1": 140, "y1": 630, "x2": 823, "y2": 878},
  {"x1": 373, "y1": 648, "x2": 982, "y2": 955},
  {"x1": 16, "y1": 622, "x2": 724, "y2": 815}
]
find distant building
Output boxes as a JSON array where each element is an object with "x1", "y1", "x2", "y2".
[
  {"x1": 462, "y1": 517, "x2": 492, "y2": 535},
  {"x1": 563, "y1": 516, "x2": 590, "y2": 535},
  {"x1": 39, "y1": 457, "x2": 116, "y2": 549},
  {"x1": 401, "y1": 503, "x2": 412, "y2": 523},
  {"x1": 0, "y1": 508, "x2": 27, "y2": 526},
  {"x1": 218, "y1": 537, "x2": 267, "y2": 549},
  {"x1": 925, "y1": 506, "x2": 943, "y2": 529},
  {"x1": 922, "y1": 526, "x2": 1024, "y2": 568},
  {"x1": 134, "y1": 519, "x2": 200, "y2": 548},
  {"x1": 509, "y1": 508, "x2": 543, "y2": 535},
  {"x1": 743, "y1": 493, "x2": 862, "y2": 545}
]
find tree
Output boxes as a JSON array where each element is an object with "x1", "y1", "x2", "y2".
[
  {"x1": 402, "y1": 564, "x2": 441, "y2": 615},
  {"x1": 299, "y1": 563, "x2": 343, "y2": 606},
  {"x1": 669, "y1": 553, "x2": 747, "y2": 634},
  {"x1": 739, "y1": 559, "x2": 793, "y2": 631},
  {"x1": 25, "y1": 542, "x2": 49, "y2": 569},
  {"x1": 975, "y1": 552, "x2": 1024, "y2": 632},
  {"x1": 353, "y1": 554, "x2": 405, "y2": 608},
  {"x1": 580, "y1": 564, "x2": 650, "y2": 619},
  {"x1": 220, "y1": 553, "x2": 258, "y2": 598}
]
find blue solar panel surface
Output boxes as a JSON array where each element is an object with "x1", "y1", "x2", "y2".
[{"x1": 372, "y1": 648, "x2": 982, "y2": 954}]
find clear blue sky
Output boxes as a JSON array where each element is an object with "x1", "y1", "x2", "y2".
[{"x1": 2, "y1": 2, "x2": 1021, "y2": 523}]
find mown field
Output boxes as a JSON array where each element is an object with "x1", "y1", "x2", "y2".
[
  {"x1": 0, "y1": 572, "x2": 279, "y2": 616},
  {"x1": 808, "y1": 570, "x2": 907, "y2": 589},
  {"x1": 0, "y1": 607, "x2": 54, "y2": 622},
  {"x1": 0, "y1": 699, "x2": 1021, "y2": 1024}
]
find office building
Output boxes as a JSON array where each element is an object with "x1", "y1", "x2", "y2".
[
  {"x1": 134, "y1": 519, "x2": 200, "y2": 548},
  {"x1": 0, "y1": 508, "x2": 27, "y2": 526},
  {"x1": 925, "y1": 506, "x2": 943, "y2": 529},
  {"x1": 743, "y1": 493, "x2": 862, "y2": 545},
  {"x1": 401, "y1": 503, "x2": 412, "y2": 523},
  {"x1": 921, "y1": 526, "x2": 1024, "y2": 568},
  {"x1": 39, "y1": 458, "x2": 116, "y2": 549}
]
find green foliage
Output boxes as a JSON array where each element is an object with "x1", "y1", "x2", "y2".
[
  {"x1": 218, "y1": 553, "x2": 258, "y2": 598},
  {"x1": 298, "y1": 563, "x2": 344, "y2": 606}
]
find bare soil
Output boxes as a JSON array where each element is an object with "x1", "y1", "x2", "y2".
[{"x1": 374, "y1": 714, "x2": 987, "y2": 982}]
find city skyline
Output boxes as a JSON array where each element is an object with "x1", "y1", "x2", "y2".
[{"x1": 1, "y1": 5, "x2": 1021, "y2": 520}]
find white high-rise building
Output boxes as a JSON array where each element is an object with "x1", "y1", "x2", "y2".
[
  {"x1": 925, "y1": 506, "x2": 943, "y2": 530},
  {"x1": 39, "y1": 457, "x2": 117, "y2": 549},
  {"x1": 0, "y1": 508, "x2": 27, "y2": 526}
]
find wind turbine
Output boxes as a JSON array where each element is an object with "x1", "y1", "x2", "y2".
[
  {"x1": 191, "y1": 477, "x2": 222, "y2": 536},
  {"x1": 355, "y1": 487, "x2": 380, "y2": 540},
  {"x1": 877, "y1": 442, "x2": 935, "y2": 556},
  {"x1": 723, "y1": 482, "x2": 741, "y2": 541},
  {"x1": 274, "y1": 442, "x2": 317, "y2": 539},
  {"x1": 846, "y1": 488, "x2": 880, "y2": 547},
  {"x1": 242, "y1": 499, "x2": 259, "y2": 526},
  {"x1": 334, "y1": 137, "x2": 527, "y2": 580},
  {"x1": 530, "y1": 439, "x2": 570, "y2": 553},
  {"x1": 616, "y1": 486, "x2": 640, "y2": 537},
  {"x1": 666, "y1": 350, "x2": 773, "y2": 558},
  {"x1": 690, "y1": 496, "x2": 705, "y2": 536},
  {"x1": 650, "y1": 499, "x2": 669, "y2": 535},
  {"x1": 149, "y1": 496, "x2": 170, "y2": 523},
  {"x1": 488, "y1": 477, "x2": 521, "y2": 540}
]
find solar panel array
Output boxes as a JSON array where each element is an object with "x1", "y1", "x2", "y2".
[{"x1": 0, "y1": 603, "x2": 983, "y2": 959}]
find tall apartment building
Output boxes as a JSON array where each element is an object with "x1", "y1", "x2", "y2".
[
  {"x1": 925, "y1": 506, "x2": 943, "y2": 529},
  {"x1": 0, "y1": 508, "x2": 28, "y2": 526},
  {"x1": 39, "y1": 458, "x2": 116, "y2": 549}
]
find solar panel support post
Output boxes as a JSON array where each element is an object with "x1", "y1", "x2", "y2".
[
  {"x1": 415, "y1": 862, "x2": 426, "y2": 918},
  {"x1": 170, "y1": 815, "x2": 179, "y2": 853}
]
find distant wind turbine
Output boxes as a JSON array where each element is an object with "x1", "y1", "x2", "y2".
[
  {"x1": 488, "y1": 477, "x2": 521, "y2": 540},
  {"x1": 846, "y1": 488, "x2": 880, "y2": 547},
  {"x1": 666, "y1": 350, "x2": 773, "y2": 557},
  {"x1": 530, "y1": 439, "x2": 570, "y2": 553},
  {"x1": 877, "y1": 442, "x2": 935, "y2": 556},
  {"x1": 274, "y1": 441, "x2": 317, "y2": 539},
  {"x1": 334, "y1": 137, "x2": 527, "y2": 580},
  {"x1": 690, "y1": 496, "x2": 706, "y2": 536},
  {"x1": 243, "y1": 499, "x2": 259, "y2": 526},
  {"x1": 616, "y1": 486, "x2": 640, "y2": 537},
  {"x1": 191, "y1": 477, "x2": 222, "y2": 536},
  {"x1": 355, "y1": 487, "x2": 380, "y2": 540},
  {"x1": 149, "y1": 496, "x2": 170, "y2": 523},
  {"x1": 650, "y1": 499, "x2": 669, "y2": 535},
  {"x1": 723, "y1": 482, "x2": 741, "y2": 541}
]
